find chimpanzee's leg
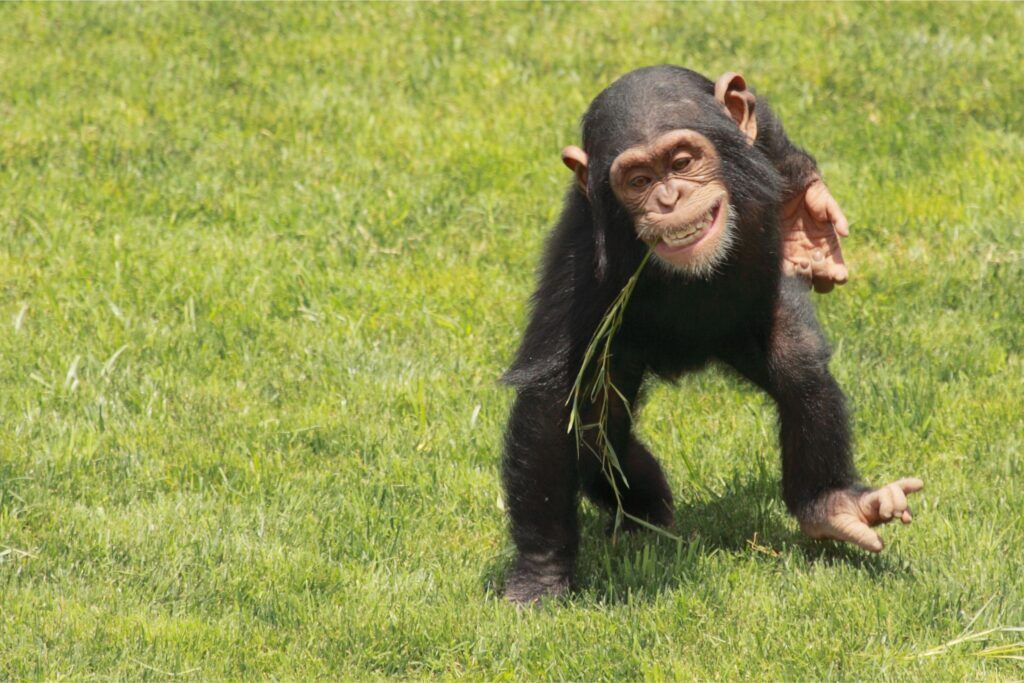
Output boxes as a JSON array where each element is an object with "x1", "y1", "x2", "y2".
[
  {"x1": 501, "y1": 388, "x2": 580, "y2": 603},
  {"x1": 575, "y1": 358, "x2": 675, "y2": 532},
  {"x1": 580, "y1": 436, "x2": 675, "y2": 532}
]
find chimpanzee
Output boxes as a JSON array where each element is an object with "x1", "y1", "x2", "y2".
[{"x1": 500, "y1": 66, "x2": 923, "y2": 604}]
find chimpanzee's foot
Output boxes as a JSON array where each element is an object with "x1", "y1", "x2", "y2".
[
  {"x1": 503, "y1": 555, "x2": 573, "y2": 604},
  {"x1": 606, "y1": 495, "x2": 675, "y2": 535},
  {"x1": 585, "y1": 438, "x2": 676, "y2": 535}
]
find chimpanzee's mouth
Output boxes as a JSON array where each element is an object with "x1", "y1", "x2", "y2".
[{"x1": 654, "y1": 198, "x2": 724, "y2": 254}]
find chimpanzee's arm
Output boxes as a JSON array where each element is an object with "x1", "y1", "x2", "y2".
[
  {"x1": 719, "y1": 276, "x2": 858, "y2": 507},
  {"x1": 756, "y1": 103, "x2": 850, "y2": 293},
  {"x1": 720, "y1": 277, "x2": 923, "y2": 552},
  {"x1": 757, "y1": 275, "x2": 859, "y2": 511},
  {"x1": 754, "y1": 102, "x2": 821, "y2": 200},
  {"x1": 501, "y1": 387, "x2": 579, "y2": 603}
]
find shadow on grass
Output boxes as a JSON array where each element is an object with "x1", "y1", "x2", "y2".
[{"x1": 484, "y1": 460, "x2": 908, "y2": 605}]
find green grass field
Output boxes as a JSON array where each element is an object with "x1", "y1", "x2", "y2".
[{"x1": 1, "y1": 3, "x2": 1022, "y2": 680}]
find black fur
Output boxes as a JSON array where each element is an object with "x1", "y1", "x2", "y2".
[{"x1": 501, "y1": 66, "x2": 857, "y2": 603}]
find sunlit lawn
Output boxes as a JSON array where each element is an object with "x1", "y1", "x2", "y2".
[{"x1": 1, "y1": 3, "x2": 1022, "y2": 679}]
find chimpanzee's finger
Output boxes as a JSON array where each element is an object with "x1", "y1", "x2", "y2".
[
  {"x1": 829, "y1": 262, "x2": 849, "y2": 285},
  {"x1": 872, "y1": 481, "x2": 913, "y2": 524},
  {"x1": 859, "y1": 487, "x2": 885, "y2": 521},
  {"x1": 877, "y1": 487, "x2": 895, "y2": 521},
  {"x1": 813, "y1": 278, "x2": 835, "y2": 294},
  {"x1": 810, "y1": 252, "x2": 834, "y2": 293},
  {"x1": 894, "y1": 477, "x2": 925, "y2": 494},
  {"x1": 900, "y1": 482, "x2": 920, "y2": 524},
  {"x1": 792, "y1": 259, "x2": 812, "y2": 283},
  {"x1": 828, "y1": 197, "x2": 850, "y2": 237},
  {"x1": 833, "y1": 519, "x2": 884, "y2": 553},
  {"x1": 887, "y1": 483, "x2": 910, "y2": 521}
]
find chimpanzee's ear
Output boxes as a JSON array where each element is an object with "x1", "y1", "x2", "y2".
[
  {"x1": 561, "y1": 146, "x2": 589, "y2": 196},
  {"x1": 714, "y1": 72, "x2": 758, "y2": 144}
]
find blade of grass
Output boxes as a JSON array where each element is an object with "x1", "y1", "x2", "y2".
[{"x1": 565, "y1": 251, "x2": 680, "y2": 541}]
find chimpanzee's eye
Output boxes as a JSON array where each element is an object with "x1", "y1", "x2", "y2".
[
  {"x1": 672, "y1": 156, "x2": 692, "y2": 172},
  {"x1": 629, "y1": 176, "x2": 651, "y2": 189}
]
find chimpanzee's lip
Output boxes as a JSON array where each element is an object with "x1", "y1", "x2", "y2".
[{"x1": 652, "y1": 198, "x2": 724, "y2": 257}]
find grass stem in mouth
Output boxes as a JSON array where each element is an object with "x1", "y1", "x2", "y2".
[{"x1": 566, "y1": 250, "x2": 681, "y2": 542}]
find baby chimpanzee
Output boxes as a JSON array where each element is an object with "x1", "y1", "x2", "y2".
[{"x1": 501, "y1": 66, "x2": 922, "y2": 604}]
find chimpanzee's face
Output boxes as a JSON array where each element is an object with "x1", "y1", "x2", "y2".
[{"x1": 609, "y1": 129, "x2": 734, "y2": 277}]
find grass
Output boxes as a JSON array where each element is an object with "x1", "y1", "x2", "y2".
[
  {"x1": 567, "y1": 251, "x2": 660, "y2": 538},
  {"x1": 0, "y1": 2, "x2": 1022, "y2": 680}
]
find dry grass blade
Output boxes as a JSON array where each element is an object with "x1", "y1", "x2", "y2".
[
  {"x1": 904, "y1": 598, "x2": 1024, "y2": 661},
  {"x1": 907, "y1": 627, "x2": 1024, "y2": 661}
]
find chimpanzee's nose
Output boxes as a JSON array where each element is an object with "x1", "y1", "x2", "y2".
[{"x1": 655, "y1": 183, "x2": 678, "y2": 210}]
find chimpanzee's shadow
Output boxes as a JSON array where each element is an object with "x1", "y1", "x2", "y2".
[{"x1": 483, "y1": 461, "x2": 906, "y2": 604}]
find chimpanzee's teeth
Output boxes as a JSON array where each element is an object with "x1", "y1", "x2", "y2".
[{"x1": 661, "y1": 204, "x2": 717, "y2": 247}]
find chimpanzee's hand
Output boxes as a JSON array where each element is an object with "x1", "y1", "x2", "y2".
[
  {"x1": 781, "y1": 178, "x2": 849, "y2": 294},
  {"x1": 798, "y1": 478, "x2": 924, "y2": 552}
]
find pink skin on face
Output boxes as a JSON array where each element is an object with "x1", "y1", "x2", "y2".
[
  {"x1": 608, "y1": 130, "x2": 732, "y2": 275},
  {"x1": 650, "y1": 197, "x2": 727, "y2": 267}
]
